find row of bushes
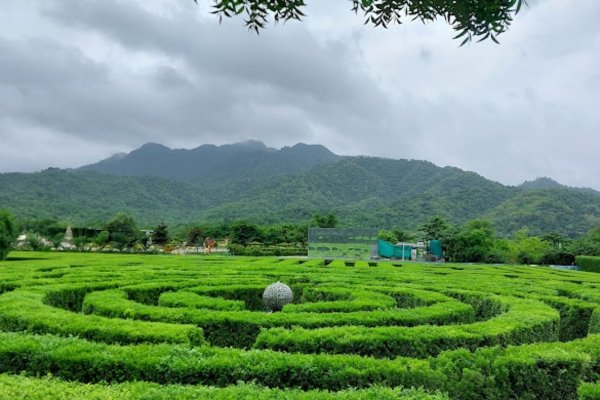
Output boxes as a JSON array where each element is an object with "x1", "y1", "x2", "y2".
[
  {"x1": 442, "y1": 288, "x2": 600, "y2": 342},
  {"x1": 430, "y1": 334, "x2": 600, "y2": 399},
  {"x1": 576, "y1": 256, "x2": 600, "y2": 273},
  {"x1": 578, "y1": 382, "x2": 600, "y2": 400},
  {"x1": 82, "y1": 289, "x2": 475, "y2": 348},
  {"x1": 293, "y1": 285, "x2": 451, "y2": 308},
  {"x1": 0, "y1": 290, "x2": 205, "y2": 346},
  {"x1": 283, "y1": 286, "x2": 399, "y2": 313},
  {"x1": 187, "y1": 284, "x2": 271, "y2": 311},
  {"x1": 253, "y1": 295, "x2": 560, "y2": 358},
  {"x1": 228, "y1": 244, "x2": 307, "y2": 257},
  {"x1": 0, "y1": 331, "x2": 437, "y2": 390},
  {"x1": 0, "y1": 330, "x2": 598, "y2": 399},
  {"x1": 0, "y1": 374, "x2": 449, "y2": 400},
  {"x1": 590, "y1": 307, "x2": 600, "y2": 334},
  {"x1": 158, "y1": 291, "x2": 246, "y2": 311},
  {"x1": 537, "y1": 296, "x2": 598, "y2": 341}
]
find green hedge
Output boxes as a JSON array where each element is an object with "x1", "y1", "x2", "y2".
[
  {"x1": 283, "y1": 288, "x2": 397, "y2": 312},
  {"x1": 122, "y1": 282, "x2": 195, "y2": 305},
  {"x1": 229, "y1": 244, "x2": 307, "y2": 257},
  {"x1": 188, "y1": 284, "x2": 267, "y2": 310},
  {"x1": 388, "y1": 288, "x2": 452, "y2": 308},
  {"x1": 287, "y1": 286, "x2": 451, "y2": 313},
  {"x1": 576, "y1": 256, "x2": 600, "y2": 273},
  {"x1": 0, "y1": 290, "x2": 205, "y2": 346},
  {"x1": 0, "y1": 332, "x2": 440, "y2": 390},
  {"x1": 82, "y1": 290, "x2": 475, "y2": 348},
  {"x1": 158, "y1": 291, "x2": 246, "y2": 311},
  {"x1": 537, "y1": 296, "x2": 597, "y2": 341},
  {"x1": 2, "y1": 252, "x2": 600, "y2": 399},
  {"x1": 0, "y1": 374, "x2": 449, "y2": 400},
  {"x1": 254, "y1": 296, "x2": 559, "y2": 358},
  {"x1": 43, "y1": 283, "x2": 119, "y2": 311},
  {"x1": 433, "y1": 341, "x2": 593, "y2": 400},
  {"x1": 0, "y1": 331, "x2": 598, "y2": 399},
  {"x1": 578, "y1": 382, "x2": 600, "y2": 400},
  {"x1": 590, "y1": 308, "x2": 600, "y2": 335},
  {"x1": 0, "y1": 283, "x2": 17, "y2": 295}
]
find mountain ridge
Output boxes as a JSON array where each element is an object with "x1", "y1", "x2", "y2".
[
  {"x1": 1, "y1": 141, "x2": 599, "y2": 237},
  {"x1": 78, "y1": 141, "x2": 340, "y2": 185}
]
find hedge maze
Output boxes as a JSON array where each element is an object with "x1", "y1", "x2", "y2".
[{"x1": 0, "y1": 252, "x2": 599, "y2": 399}]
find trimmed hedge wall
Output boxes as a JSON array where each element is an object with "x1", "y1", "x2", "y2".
[
  {"x1": 0, "y1": 331, "x2": 597, "y2": 399},
  {"x1": 0, "y1": 374, "x2": 449, "y2": 400},
  {"x1": 590, "y1": 308, "x2": 600, "y2": 335},
  {"x1": 2, "y1": 252, "x2": 600, "y2": 399},
  {"x1": 158, "y1": 291, "x2": 246, "y2": 311},
  {"x1": 254, "y1": 296, "x2": 560, "y2": 358},
  {"x1": 578, "y1": 382, "x2": 600, "y2": 400},
  {"x1": 576, "y1": 256, "x2": 600, "y2": 273},
  {"x1": 0, "y1": 332, "x2": 440, "y2": 390},
  {"x1": 82, "y1": 289, "x2": 475, "y2": 348},
  {"x1": 0, "y1": 290, "x2": 205, "y2": 346}
]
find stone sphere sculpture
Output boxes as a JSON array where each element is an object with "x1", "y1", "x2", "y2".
[{"x1": 263, "y1": 281, "x2": 293, "y2": 312}]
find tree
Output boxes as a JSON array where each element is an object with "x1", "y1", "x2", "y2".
[
  {"x1": 51, "y1": 233, "x2": 65, "y2": 249},
  {"x1": 152, "y1": 223, "x2": 170, "y2": 246},
  {"x1": 230, "y1": 221, "x2": 262, "y2": 246},
  {"x1": 541, "y1": 232, "x2": 564, "y2": 249},
  {"x1": 311, "y1": 213, "x2": 337, "y2": 228},
  {"x1": 378, "y1": 229, "x2": 397, "y2": 243},
  {"x1": 73, "y1": 236, "x2": 88, "y2": 251},
  {"x1": 105, "y1": 213, "x2": 138, "y2": 250},
  {"x1": 445, "y1": 219, "x2": 495, "y2": 263},
  {"x1": 197, "y1": 0, "x2": 525, "y2": 44},
  {"x1": 187, "y1": 226, "x2": 204, "y2": 246},
  {"x1": 0, "y1": 210, "x2": 18, "y2": 260},
  {"x1": 105, "y1": 213, "x2": 137, "y2": 235},
  {"x1": 420, "y1": 216, "x2": 449, "y2": 241},
  {"x1": 26, "y1": 233, "x2": 47, "y2": 251},
  {"x1": 94, "y1": 231, "x2": 110, "y2": 249},
  {"x1": 392, "y1": 228, "x2": 414, "y2": 243},
  {"x1": 566, "y1": 226, "x2": 600, "y2": 257},
  {"x1": 508, "y1": 228, "x2": 552, "y2": 264}
]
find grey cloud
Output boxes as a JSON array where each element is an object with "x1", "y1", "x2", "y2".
[
  {"x1": 1, "y1": 0, "x2": 392, "y2": 153},
  {"x1": 44, "y1": 0, "x2": 386, "y2": 114},
  {"x1": 153, "y1": 66, "x2": 191, "y2": 89},
  {"x1": 1, "y1": 0, "x2": 599, "y2": 190},
  {"x1": 0, "y1": 38, "x2": 106, "y2": 87}
]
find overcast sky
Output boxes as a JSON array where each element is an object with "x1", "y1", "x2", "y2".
[{"x1": 1, "y1": 0, "x2": 599, "y2": 188}]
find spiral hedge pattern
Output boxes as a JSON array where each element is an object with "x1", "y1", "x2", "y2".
[{"x1": 0, "y1": 252, "x2": 599, "y2": 399}]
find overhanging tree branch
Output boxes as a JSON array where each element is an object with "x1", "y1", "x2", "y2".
[{"x1": 193, "y1": 0, "x2": 526, "y2": 44}]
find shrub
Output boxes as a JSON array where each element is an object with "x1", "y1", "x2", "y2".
[
  {"x1": 0, "y1": 374, "x2": 451, "y2": 400},
  {"x1": 590, "y1": 308, "x2": 600, "y2": 335},
  {"x1": 254, "y1": 296, "x2": 559, "y2": 358},
  {"x1": 0, "y1": 290, "x2": 205, "y2": 346},
  {"x1": 0, "y1": 210, "x2": 18, "y2": 260},
  {"x1": 576, "y1": 256, "x2": 600, "y2": 273},
  {"x1": 578, "y1": 382, "x2": 600, "y2": 400}
]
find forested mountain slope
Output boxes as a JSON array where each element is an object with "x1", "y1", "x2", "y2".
[{"x1": 1, "y1": 142, "x2": 599, "y2": 237}]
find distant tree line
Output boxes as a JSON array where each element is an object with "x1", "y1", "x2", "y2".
[
  {"x1": 4, "y1": 208, "x2": 600, "y2": 265},
  {"x1": 2, "y1": 210, "x2": 340, "y2": 257},
  {"x1": 378, "y1": 216, "x2": 600, "y2": 265}
]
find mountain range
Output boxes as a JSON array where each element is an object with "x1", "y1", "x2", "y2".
[{"x1": 1, "y1": 140, "x2": 599, "y2": 237}]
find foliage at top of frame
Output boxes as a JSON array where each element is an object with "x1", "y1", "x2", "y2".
[{"x1": 198, "y1": 0, "x2": 525, "y2": 44}]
